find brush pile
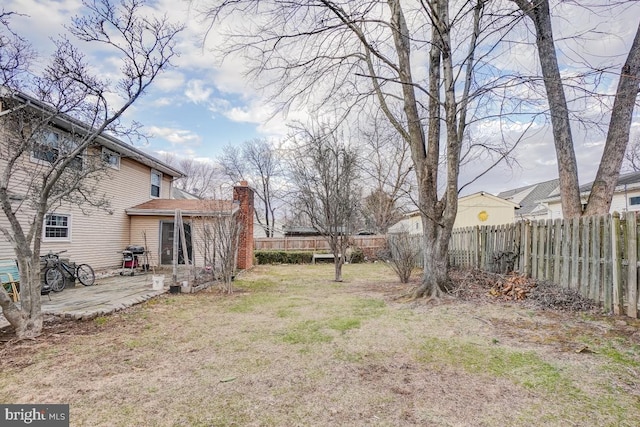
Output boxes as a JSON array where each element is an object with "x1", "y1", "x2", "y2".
[{"x1": 449, "y1": 268, "x2": 598, "y2": 312}]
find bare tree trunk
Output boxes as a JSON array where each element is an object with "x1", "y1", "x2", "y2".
[
  {"x1": 512, "y1": 0, "x2": 582, "y2": 218},
  {"x1": 513, "y1": 0, "x2": 640, "y2": 218},
  {"x1": 584, "y1": 21, "x2": 640, "y2": 216},
  {"x1": 414, "y1": 219, "x2": 452, "y2": 299}
]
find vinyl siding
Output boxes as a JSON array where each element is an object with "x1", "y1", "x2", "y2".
[
  {"x1": 0, "y1": 145, "x2": 177, "y2": 270},
  {"x1": 546, "y1": 189, "x2": 640, "y2": 219},
  {"x1": 130, "y1": 215, "x2": 206, "y2": 268},
  {"x1": 454, "y1": 194, "x2": 516, "y2": 228}
]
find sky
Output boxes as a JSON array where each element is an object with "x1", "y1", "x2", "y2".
[{"x1": 4, "y1": 0, "x2": 640, "y2": 197}]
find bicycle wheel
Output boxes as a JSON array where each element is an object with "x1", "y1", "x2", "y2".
[
  {"x1": 76, "y1": 264, "x2": 95, "y2": 286},
  {"x1": 44, "y1": 267, "x2": 66, "y2": 292}
]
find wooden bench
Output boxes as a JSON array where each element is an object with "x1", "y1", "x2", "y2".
[
  {"x1": 312, "y1": 253, "x2": 340, "y2": 264},
  {"x1": 0, "y1": 259, "x2": 20, "y2": 302}
]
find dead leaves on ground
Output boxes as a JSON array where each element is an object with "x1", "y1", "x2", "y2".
[{"x1": 488, "y1": 273, "x2": 534, "y2": 301}]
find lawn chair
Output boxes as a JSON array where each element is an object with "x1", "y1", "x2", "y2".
[{"x1": 0, "y1": 259, "x2": 20, "y2": 302}]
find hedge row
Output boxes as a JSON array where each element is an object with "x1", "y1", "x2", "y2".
[
  {"x1": 255, "y1": 251, "x2": 313, "y2": 265},
  {"x1": 255, "y1": 249, "x2": 365, "y2": 265}
]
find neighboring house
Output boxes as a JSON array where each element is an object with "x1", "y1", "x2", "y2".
[
  {"x1": 498, "y1": 178, "x2": 559, "y2": 221},
  {"x1": 0, "y1": 90, "x2": 254, "y2": 271},
  {"x1": 544, "y1": 171, "x2": 640, "y2": 219},
  {"x1": 453, "y1": 192, "x2": 520, "y2": 228},
  {"x1": 387, "y1": 211, "x2": 422, "y2": 235},
  {"x1": 388, "y1": 192, "x2": 519, "y2": 234}
]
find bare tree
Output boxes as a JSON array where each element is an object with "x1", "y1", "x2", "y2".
[
  {"x1": 624, "y1": 135, "x2": 640, "y2": 172},
  {"x1": 200, "y1": 0, "x2": 523, "y2": 297},
  {"x1": 288, "y1": 124, "x2": 361, "y2": 282},
  {"x1": 381, "y1": 233, "x2": 421, "y2": 284},
  {"x1": 511, "y1": 0, "x2": 640, "y2": 217},
  {"x1": 358, "y1": 112, "x2": 414, "y2": 234},
  {"x1": 194, "y1": 211, "x2": 241, "y2": 293},
  {"x1": 0, "y1": 0, "x2": 183, "y2": 338},
  {"x1": 170, "y1": 157, "x2": 227, "y2": 198},
  {"x1": 0, "y1": 11, "x2": 33, "y2": 90},
  {"x1": 219, "y1": 138, "x2": 282, "y2": 237}
]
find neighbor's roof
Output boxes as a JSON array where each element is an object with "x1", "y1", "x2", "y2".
[
  {"x1": 1, "y1": 88, "x2": 184, "y2": 178},
  {"x1": 126, "y1": 199, "x2": 236, "y2": 216},
  {"x1": 544, "y1": 171, "x2": 640, "y2": 202},
  {"x1": 498, "y1": 178, "x2": 559, "y2": 216}
]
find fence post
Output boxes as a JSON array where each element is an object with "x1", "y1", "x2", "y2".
[
  {"x1": 561, "y1": 219, "x2": 571, "y2": 288},
  {"x1": 611, "y1": 213, "x2": 623, "y2": 315},
  {"x1": 580, "y1": 217, "x2": 590, "y2": 295},
  {"x1": 590, "y1": 216, "x2": 601, "y2": 302},
  {"x1": 552, "y1": 218, "x2": 562, "y2": 284},
  {"x1": 627, "y1": 211, "x2": 638, "y2": 318},
  {"x1": 522, "y1": 220, "x2": 531, "y2": 277}
]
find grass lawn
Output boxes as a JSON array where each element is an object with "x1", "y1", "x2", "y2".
[{"x1": 1, "y1": 263, "x2": 639, "y2": 426}]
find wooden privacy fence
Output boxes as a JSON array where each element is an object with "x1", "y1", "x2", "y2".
[
  {"x1": 254, "y1": 235, "x2": 387, "y2": 259},
  {"x1": 449, "y1": 212, "x2": 640, "y2": 318}
]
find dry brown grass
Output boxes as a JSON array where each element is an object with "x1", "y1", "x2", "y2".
[{"x1": 1, "y1": 263, "x2": 639, "y2": 426}]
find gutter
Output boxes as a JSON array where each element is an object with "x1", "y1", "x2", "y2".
[
  {"x1": 3, "y1": 88, "x2": 185, "y2": 178},
  {"x1": 126, "y1": 207, "x2": 239, "y2": 217}
]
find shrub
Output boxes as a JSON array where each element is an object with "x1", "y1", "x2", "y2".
[
  {"x1": 255, "y1": 251, "x2": 314, "y2": 265},
  {"x1": 348, "y1": 248, "x2": 365, "y2": 264}
]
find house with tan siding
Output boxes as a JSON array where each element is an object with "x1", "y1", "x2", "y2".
[
  {"x1": 0, "y1": 90, "x2": 254, "y2": 272},
  {"x1": 388, "y1": 192, "x2": 520, "y2": 234}
]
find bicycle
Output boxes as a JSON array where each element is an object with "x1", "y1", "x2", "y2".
[{"x1": 43, "y1": 250, "x2": 95, "y2": 292}]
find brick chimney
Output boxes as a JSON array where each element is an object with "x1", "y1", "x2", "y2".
[{"x1": 233, "y1": 181, "x2": 254, "y2": 269}]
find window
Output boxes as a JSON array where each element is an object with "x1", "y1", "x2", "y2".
[
  {"x1": 43, "y1": 214, "x2": 71, "y2": 241},
  {"x1": 630, "y1": 196, "x2": 640, "y2": 206},
  {"x1": 102, "y1": 148, "x2": 121, "y2": 169},
  {"x1": 151, "y1": 170, "x2": 162, "y2": 198},
  {"x1": 32, "y1": 129, "x2": 83, "y2": 170}
]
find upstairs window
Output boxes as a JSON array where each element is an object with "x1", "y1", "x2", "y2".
[
  {"x1": 102, "y1": 148, "x2": 121, "y2": 169},
  {"x1": 630, "y1": 196, "x2": 640, "y2": 206},
  {"x1": 32, "y1": 129, "x2": 83, "y2": 170},
  {"x1": 151, "y1": 170, "x2": 162, "y2": 198},
  {"x1": 43, "y1": 213, "x2": 71, "y2": 241}
]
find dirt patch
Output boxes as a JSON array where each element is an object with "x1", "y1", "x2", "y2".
[{"x1": 1, "y1": 264, "x2": 639, "y2": 426}]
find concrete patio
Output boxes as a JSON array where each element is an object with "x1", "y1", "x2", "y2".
[{"x1": 0, "y1": 268, "x2": 198, "y2": 330}]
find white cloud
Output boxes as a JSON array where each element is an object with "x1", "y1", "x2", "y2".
[
  {"x1": 155, "y1": 71, "x2": 187, "y2": 92},
  {"x1": 147, "y1": 126, "x2": 202, "y2": 146},
  {"x1": 185, "y1": 79, "x2": 213, "y2": 104}
]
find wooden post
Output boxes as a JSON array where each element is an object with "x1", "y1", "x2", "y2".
[
  {"x1": 580, "y1": 217, "x2": 590, "y2": 296},
  {"x1": 611, "y1": 212, "x2": 623, "y2": 315},
  {"x1": 561, "y1": 219, "x2": 571, "y2": 288},
  {"x1": 553, "y1": 219, "x2": 562, "y2": 284},
  {"x1": 590, "y1": 216, "x2": 601, "y2": 302},
  {"x1": 544, "y1": 219, "x2": 552, "y2": 279},
  {"x1": 523, "y1": 220, "x2": 531, "y2": 277},
  {"x1": 173, "y1": 209, "x2": 180, "y2": 287},
  {"x1": 627, "y1": 211, "x2": 638, "y2": 318},
  {"x1": 177, "y1": 212, "x2": 192, "y2": 283},
  {"x1": 474, "y1": 226, "x2": 480, "y2": 268},
  {"x1": 570, "y1": 218, "x2": 580, "y2": 290}
]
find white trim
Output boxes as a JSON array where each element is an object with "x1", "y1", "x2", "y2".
[
  {"x1": 43, "y1": 213, "x2": 72, "y2": 242},
  {"x1": 30, "y1": 128, "x2": 84, "y2": 170},
  {"x1": 150, "y1": 169, "x2": 162, "y2": 198},
  {"x1": 102, "y1": 147, "x2": 121, "y2": 170}
]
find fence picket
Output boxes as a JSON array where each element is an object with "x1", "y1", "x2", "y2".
[
  {"x1": 627, "y1": 211, "x2": 638, "y2": 318},
  {"x1": 611, "y1": 213, "x2": 623, "y2": 315},
  {"x1": 591, "y1": 216, "x2": 601, "y2": 303}
]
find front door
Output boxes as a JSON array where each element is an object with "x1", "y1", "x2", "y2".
[{"x1": 160, "y1": 221, "x2": 193, "y2": 265}]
